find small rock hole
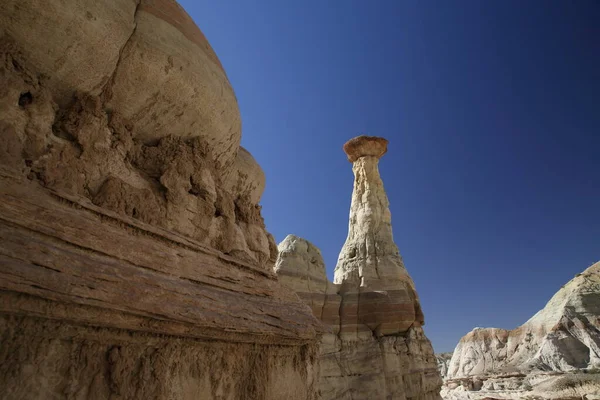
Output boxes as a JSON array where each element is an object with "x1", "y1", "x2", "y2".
[
  {"x1": 349, "y1": 247, "x2": 357, "y2": 258},
  {"x1": 19, "y1": 92, "x2": 33, "y2": 108}
]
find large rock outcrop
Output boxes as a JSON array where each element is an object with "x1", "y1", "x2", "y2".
[
  {"x1": 0, "y1": 1, "x2": 324, "y2": 399},
  {"x1": 443, "y1": 261, "x2": 600, "y2": 399},
  {"x1": 275, "y1": 136, "x2": 442, "y2": 399}
]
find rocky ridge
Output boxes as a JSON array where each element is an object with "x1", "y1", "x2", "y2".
[
  {"x1": 441, "y1": 261, "x2": 600, "y2": 399},
  {"x1": 275, "y1": 136, "x2": 442, "y2": 399},
  {"x1": 0, "y1": 1, "x2": 324, "y2": 399}
]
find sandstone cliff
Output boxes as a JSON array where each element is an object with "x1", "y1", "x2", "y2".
[
  {"x1": 275, "y1": 136, "x2": 442, "y2": 400},
  {"x1": 443, "y1": 261, "x2": 600, "y2": 399},
  {"x1": 0, "y1": 1, "x2": 323, "y2": 399}
]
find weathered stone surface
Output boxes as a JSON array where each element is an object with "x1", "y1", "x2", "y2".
[
  {"x1": 436, "y1": 352, "x2": 453, "y2": 379},
  {"x1": 0, "y1": 1, "x2": 323, "y2": 399},
  {"x1": 222, "y1": 146, "x2": 267, "y2": 205},
  {"x1": 335, "y1": 138, "x2": 424, "y2": 337},
  {"x1": 448, "y1": 262, "x2": 600, "y2": 379},
  {"x1": 442, "y1": 261, "x2": 600, "y2": 399},
  {"x1": 276, "y1": 234, "x2": 441, "y2": 400},
  {"x1": 0, "y1": 0, "x2": 240, "y2": 169},
  {"x1": 442, "y1": 372, "x2": 600, "y2": 400},
  {"x1": 275, "y1": 136, "x2": 442, "y2": 399},
  {"x1": 275, "y1": 235, "x2": 341, "y2": 327},
  {"x1": 0, "y1": 0, "x2": 136, "y2": 106},
  {"x1": 1, "y1": 313, "x2": 320, "y2": 400},
  {"x1": 0, "y1": 0, "x2": 273, "y2": 266}
]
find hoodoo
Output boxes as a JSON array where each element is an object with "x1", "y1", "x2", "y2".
[
  {"x1": 275, "y1": 135, "x2": 442, "y2": 399},
  {"x1": 335, "y1": 135, "x2": 424, "y2": 337}
]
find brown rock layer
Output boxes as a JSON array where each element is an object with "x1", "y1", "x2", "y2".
[
  {"x1": 343, "y1": 135, "x2": 388, "y2": 162},
  {"x1": 276, "y1": 235, "x2": 442, "y2": 400},
  {"x1": 0, "y1": 1, "x2": 323, "y2": 399}
]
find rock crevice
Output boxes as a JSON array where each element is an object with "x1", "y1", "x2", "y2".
[{"x1": 101, "y1": 0, "x2": 142, "y2": 103}]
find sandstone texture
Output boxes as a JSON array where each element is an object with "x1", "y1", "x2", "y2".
[
  {"x1": 442, "y1": 261, "x2": 600, "y2": 399},
  {"x1": 0, "y1": 1, "x2": 324, "y2": 399},
  {"x1": 275, "y1": 136, "x2": 442, "y2": 399}
]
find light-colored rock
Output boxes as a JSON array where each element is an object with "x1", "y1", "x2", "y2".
[
  {"x1": 334, "y1": 136, "x2": 424, "y2": 338},
  {"x1": 275, "y1": 136, "x2": 442, "y2": 399},
  {"x1": 442, "y1": 261, "x2": 600, "y2": 399},
  {"x1": 441, "y1": 372, "x2": 600, "y2": 400},
  {"x1": 437, "y1": 352, "x2": 453, "y2": 379},
  {"x1": 448, "y1": 262, "x2": 600, "y2": 380},
  {"x1": 0, "y1": 1, "x2": 323, "y2": 399}
]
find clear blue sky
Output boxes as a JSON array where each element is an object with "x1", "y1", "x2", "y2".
[{"x1": 182, "y1": 1, "x2": 600, "y2": 352}]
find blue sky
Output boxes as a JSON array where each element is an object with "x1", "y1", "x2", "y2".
[{"x1": 182, "y1": 1, "x2": 600, "y2": 352}]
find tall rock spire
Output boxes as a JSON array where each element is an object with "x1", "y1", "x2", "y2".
[
  {"x1": 335, "y1": 135, "x2": 424, "y2": 337},
  {"x1": 274, "y1": 135, "x2": 442, "y2": 399}
]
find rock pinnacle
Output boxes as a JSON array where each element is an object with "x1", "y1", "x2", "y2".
[{"x1": 335, "y1": 135, "x2": 424, "y2": 336}]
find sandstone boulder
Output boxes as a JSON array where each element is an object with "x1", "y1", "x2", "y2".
[
  {"x1": 1, "y1": 0, "x2": 274, "y2": 267},
  {"x1": 0, "y1": 0, "x2": 240, "y2": 170}
]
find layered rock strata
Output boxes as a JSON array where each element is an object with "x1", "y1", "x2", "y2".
[
  {"x1": 0, "y1": 1, "x2": 323, "y2": 399},
  {"x1": 275, "y1": 136, "x2": 442, "y2": 399},
  {"x1": 443, "y1": 261, "x2": 600, "y2": 399}
]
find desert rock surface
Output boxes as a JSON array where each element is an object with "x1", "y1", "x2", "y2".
[
  {"x1": 275, "y1": 136, "x2": 442, "y2": 399},
  {"x1": 0, "y1": 1, "x2": 324, "y2": 399},
  {"x1": 437, "y1": 352, "x2": 453, "y2": 380},
  {"x1": 441, "y1": 261, "x2": 600, "y2": 399}
]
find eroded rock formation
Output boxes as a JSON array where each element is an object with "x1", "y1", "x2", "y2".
[
  {"x1": 436, "y1": 353, "x2": 453, "y2": 380},
  {"x1": 0, "y1": 1, "x2": 323, "y2": 399},
  {"x1": 275, "y1": 136, "x2": 442, "y2": 399},
  {"x1": 442, "y1": 261, "x2": 600, "y2": 399}
]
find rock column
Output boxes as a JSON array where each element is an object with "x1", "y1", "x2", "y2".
[
  {"x1": 275, "y1": 136, "x2": 442, "y2": 399},
  {"x1": 335, "y1": 136, "x2": 424, "y2": 338}
]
